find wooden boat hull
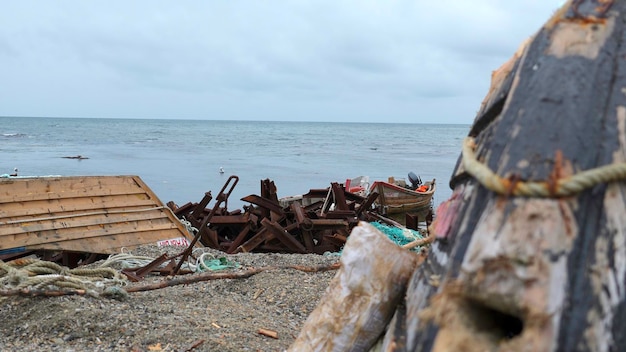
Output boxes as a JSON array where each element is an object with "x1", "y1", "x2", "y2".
[
  {"x1": 370, "y1": 179, "x2": 435, "y2": 214},
  {"x1": 0, "y1": 175, "x2": 192, "y2": 257}
]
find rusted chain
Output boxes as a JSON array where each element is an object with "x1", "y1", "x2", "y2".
[{"x1": 462, "y1": 137, "x2": 626, "y2": 197}]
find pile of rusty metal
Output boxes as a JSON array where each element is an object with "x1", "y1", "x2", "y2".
[{"x1": 167, "y1": 175, "x2": 419, "y2": 256}]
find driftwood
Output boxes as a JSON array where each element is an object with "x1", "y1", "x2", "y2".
[
  {"x1": 126, "y1": 263, "x2": 339, "y2": 293},
  {"x1": 392, "y1": 1, "x2": 626, "y2": 351}
]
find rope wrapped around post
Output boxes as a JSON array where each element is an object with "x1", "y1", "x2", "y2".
[{"x1": 462, "y1": 137, "x2": 626, "y2": 197}]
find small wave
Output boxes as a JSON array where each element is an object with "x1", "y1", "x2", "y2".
[{"x1": 2, "y1": 133, "x2": 27, "y2": 138}]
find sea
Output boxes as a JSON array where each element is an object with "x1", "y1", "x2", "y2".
[{"x1": 1, "y1": 116, "x2": 470, "y2": 211}]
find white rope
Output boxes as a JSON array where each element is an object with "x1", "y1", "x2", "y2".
[
  {"x1": 98, "y1": 253, "x2": 160, "y2": 269},
  {"x1": 196, "y1": 252, "x2": 218, "y2": 272},
  {"x1": 178, "y1": 216, "x2": 199, "y2": 234}
]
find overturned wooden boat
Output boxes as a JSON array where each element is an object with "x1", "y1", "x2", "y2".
[
  {"x1": 0, "y1": 175, "x2": 192, "y2": 264},
  {"x1": 370, "y1": 178, "x2": 436, "y2": 215}
]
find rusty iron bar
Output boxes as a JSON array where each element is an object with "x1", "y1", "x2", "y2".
[
  {"x1": 174, "y1": 175, "x2": 239, "y2": 275},
  {"x1": 235, "y1": 227, "x2": 273, "y2": 253},
  {"x1": 190, "y1": 191, "x2": 212, "y2": 221},
  {"x1": 122, "y1": 253, "x2": 171, "y2": 282},
  {"x1": 324, "y1": 233, "x2": 347, "y2": 246},
  {"x1": 241, "y1": 194, "x2": 285, "y2": 216},
  {"x1": 168, "y1": 176, "x2": 420, "y2": 257},
  {"x1": 206, "y1": 214, "x2": 249, "y2": 224},
  {"x1": 309, "y1": 218, "x2": 349, "y2": 228},
  {"x1": 290, "y1": 203, "x2": 315, "y2": 250},
  {"x1": 290, "y1": 202, "x2": 313, "y2": 231},
  {"x1": 356, "y1": 191, "x2": 378, "y2": 218},
  {"x1": 261, "y1": 218, "x2": 307, "y2": 253},
  {"x1": 225, "y1": 224, "x2": 252, "y2": 254},
  {"x1": 260, "y1": 179, "x2": 281, "y2": 220},
  {"x1": 323, "y1": 210, "x2": 356, "y2": 219},
  {"x1": 331, "y1": 182, "x2": 349, "y2": 211}
]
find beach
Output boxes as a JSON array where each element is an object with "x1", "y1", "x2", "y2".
[
  {"x1": 0, "y1": 117, "x2": 467, "y2": 351},
  {"x1": 0, "y1": 246, "x2": 339, "y2": 352}
]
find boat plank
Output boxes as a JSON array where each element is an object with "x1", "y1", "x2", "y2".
[
  {"x1": 0, "y1": 175, "x2": 190, "y2": 254},
  {"x1": 0, "y1": 207, "x2": 171, "y2": 235},
  {"x1": 0, "y1": 220, "x2": 179, "y2": 250},
  {"x1": 25, "y1": 228, "x2": 187, "y2": 254},
  {"x1": 0, "y1": 186, "x2": 147, "y2": 204},
  {"x1": 0, "y1": 196, "x2": 156, "y2": 219},
  {"x1": 0, "y1": 175, "x2": 141, "y2": 193},
  {"x1": 371, "y1": 179, "x2": 435, "y2": 214}
]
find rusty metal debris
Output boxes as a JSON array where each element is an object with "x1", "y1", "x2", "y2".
[
  {"x1": 121, "y1": 253, "x2": 191, "y2": 282},
  {"x1": 173, "y1": 175, "x2": 239, "y2": 274},
  {"x1": 167, "y1": 175, "x2": 432, "y2": 259}
]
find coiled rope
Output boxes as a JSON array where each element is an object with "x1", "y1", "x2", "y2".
[
  {"x1": 0, "y1": 248, "x2": 241, "y2": 298},
  {"x1": 178, "y1": 216, "x2": 199, "y2": 235},
  {"x1": 0, "y1": 258, "x2": 127, "y2": 297},
  {"x1": 462, "y1": 137, "x2": 626, "y2": 197}
]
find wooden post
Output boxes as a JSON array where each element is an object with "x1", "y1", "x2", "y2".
[{"x1": 396, "y1": 1, "x2": 626, "y2": 351}]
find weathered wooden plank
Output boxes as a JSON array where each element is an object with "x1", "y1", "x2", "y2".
[
  {"x1": 401, "y1": 2, "x2": 626, "y2": 351},
  {"x1": 0, "y1": 176, "x2": 148, "y2": 203},
  {"x1": 26, "y1": 228, "x2": 188, "y2": 254},
  {"x1": 0, "y1": 218, "x2": 178, "y2": 249},
  {"x1": 0, "y1": 208, "x2": 171, "y2": 238},
  {"x1": 0, "y1": 195, "x2": 155, "y2": 219},
  {"x1": 0, "y1": 175, "x2": 191, "y2": 255},
  {"x1": 1, "y1": 184, "x2": 146, "y2": 204}
]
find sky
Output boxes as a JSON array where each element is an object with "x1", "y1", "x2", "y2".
[{"x1": 0, "y1": 1, "x2": 564, "y2": 124}]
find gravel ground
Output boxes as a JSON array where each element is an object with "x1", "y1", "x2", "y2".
[{"x1": 0, "y1": 246, "x2": 340, "y2": 352}]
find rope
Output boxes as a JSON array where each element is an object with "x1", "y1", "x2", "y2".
[
  {"x1": 98, "y1": 252, "x2": 161, "y2": 269},
  {"x1": 194, "y1": 253, "x2": 240, "y2": 272},
  {"x1": 462, "y1": 137, "x2": 626, "y2": 197},
  {"x1": 100, "y1": 249, "x2": 206, "y2": 273},
  {"x1": 178, "y1": 216, "x2": 199, "y2": 234},
  {"x1": 0, "y1": 257, "x2": 128, "y2": 297}
]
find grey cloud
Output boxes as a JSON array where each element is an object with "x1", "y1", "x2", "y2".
[{"x1": 0, "y1": 1, "x2": 563, "y2": 123}]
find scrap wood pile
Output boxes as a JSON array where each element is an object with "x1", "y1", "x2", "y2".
[{"x1": 167, "y1": 176, "x2": 412, "y2": 255}]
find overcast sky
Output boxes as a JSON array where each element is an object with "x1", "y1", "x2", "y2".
[{"x1": 0, "y1": 1, "x2": 563, "y2": 124}]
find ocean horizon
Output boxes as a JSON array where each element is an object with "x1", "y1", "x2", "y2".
[{"x1": 1, "y1": 116, "x2": 470, "y2": 210}]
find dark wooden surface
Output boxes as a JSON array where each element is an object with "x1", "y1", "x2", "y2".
[{"x1": 395, "y1": 1, "x2": 626, "y2": 351}]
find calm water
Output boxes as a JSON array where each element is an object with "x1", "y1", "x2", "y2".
[{"x1": 1, "y1": 117, "x2": 469, "y2": 210}]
